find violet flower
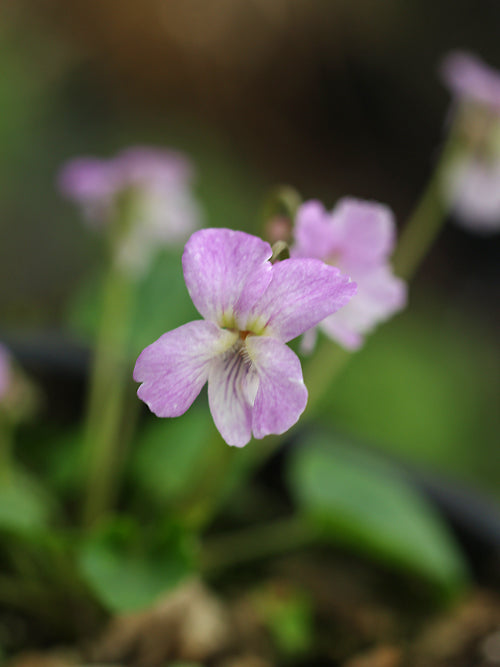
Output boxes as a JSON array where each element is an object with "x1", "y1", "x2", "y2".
[
  {"x1": 441, "y1": 51, "x2": 500, "y2": 113},
  {"x1": 291, "y1": 199, "x2": 407, "y2": 351},
  {"x1": 134, "y1": 228, "x2": 356, "y2": 447},
  {"x1": 440, "y1": 51, "x2": 500, "y2": 232},
  {"x1": 58, "y1": 146, "x2": 202, "y2": 273}
]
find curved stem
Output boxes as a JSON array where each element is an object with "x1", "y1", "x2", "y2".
[
  {"x1": 392, "y1": 124, "x2": 461, "y2": 280},
  {"x1": 81, "y1": 263, "x2": 136, "y2": 527}
]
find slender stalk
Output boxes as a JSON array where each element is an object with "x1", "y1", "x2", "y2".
[
  {"x1": 392, "y1": 124, "x2": 462, "y2": 280},
  {"x1": 81, "y1": 261, "x2": 136, "y2": 527},
  {"x1": 0, "y1": 415, "x2": 14, "y2": 480},
  {"x1": 202, "y1": 515, "x2": 316, "y2": 573}
]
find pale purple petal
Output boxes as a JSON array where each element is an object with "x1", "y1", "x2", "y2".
[
  {"x1": 247, "y1": 258, "x2": 356, "y2": 343},
  {"x1": 319, "y1": 264, "x2": 407, "y2": 349},
  {"x1": 207, "y1": 346, "x2": 257, "y2": 447},
  {"x1": 246, "y1": 336, "x2": 307, "y2": 439},
  {"x1": 442, "y1": 156, "x2": 500, "y2": 232},
  {"x1": 58, "y1": 158, "x2": 118, "y2": 222},
  {"x1": 134, "y1": 320, "x2": 237, "y2": 417},
  {"x1": 292, "y1": 200, "x2": 339, "y2": 259},
  {"x1": 114, "y1": 146, "x2": 193, "y2": 189},
  {"x1": 182, "y1": 228, "x2": 273, "y2": 327},
  {"x1": 332, "y1": 198, "x2": 396, "y2": 267},
  {"x1": 441, "y1": 51, "x2": 500, "y2": 112}
]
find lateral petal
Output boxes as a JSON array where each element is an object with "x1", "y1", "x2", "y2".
[
  {"x1": 320, "y1": 264, "x2": 407, "y2": 349},
  {"x1": 134, "y1": 320, "x2": 236, "y2": 417}
]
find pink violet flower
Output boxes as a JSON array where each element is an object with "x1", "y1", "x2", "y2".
[
  {"x1": 58, "y1": 146, "x2": 202, "y2": 274},
  {"x1": 133, "y1": 228, "x2": 356, "y2": 447},
  {"x1": 440, "y1": 51, "x2": 500, "y2": 232},
  {"x1": 291, "y1": 198, "x2": 407, "y2": 351},
  {"x1": 441, "y1": 51, "x2": 500, "y2": 113}
]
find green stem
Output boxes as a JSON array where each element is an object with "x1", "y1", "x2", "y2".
[
  {"x1": 81, "y1": 262, "x2": 136, "y2": 527},
  {"x1": 202, "y1": 515, "x2": 316, "y2": 573},
  {"x1": 392, "y1": 124, "x2": 462, "y2": 280},
  {"x1": 0, "y1": 414, "x2": 14, "y2": 480}
]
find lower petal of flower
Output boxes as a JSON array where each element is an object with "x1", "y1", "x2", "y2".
[
  {"x1": 134, "y1": 320, "x2": 236, "y2": 417},
  {"x1": 208, "y1": 345, "x2": 256, "y2": 447},
  {"x1": 246, "y1": 336, "x2": 308, "y2": 440}
]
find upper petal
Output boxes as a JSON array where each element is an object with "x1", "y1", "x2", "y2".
[
  {"x1": 247, "y1": 258, "x2": 357, "y2": 343},
  {"x1": 332, "y1": 198, "x2": 396, "y2": 267},
  {"x1": 134, "y1": 320, "x2": 236, "y2": 417},
  {"x1": 207, "y1": 345, "x2": 256, "y2": 447},
  {"x1": 246, "y1": 336, "x2": 308, "y2": 440},
  {"x1": 292, "y1": 200, "x2": 339, "y2": 259},
  {"x1": 182, "y1": 228, "x2": 273, "y2": 327}
]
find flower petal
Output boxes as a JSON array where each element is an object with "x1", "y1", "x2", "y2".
[
  {"x1": 248, "y1": 258, "x2": 356, "y2": 343},
  {"x1": 441, "y1": 50, "x2": 500, "y2": 112},
  {"x1": 442, "y1": 156, "x2": 500, "y2": 231},
  {"x1": 134, "y1": 320, "x2": 236, "y2": 417},
  {"x1": 182, "y1": 228, "x2": 273, "y2": 327},
  {"x1": 246, "y1": 336, "x2": 308, "y2": 439},
  {"x1": 207, "y1": 346, "x2": 257, "y2": 447},
  {"x1": 293, "y1": 200, "x2": 339, "y2": 259},
  {"x1": 319, "y1": 264, "x2": 407, "y2": 349},
  {"x1": 332, "y1": 198, "x2": 396, "y2": 267}
]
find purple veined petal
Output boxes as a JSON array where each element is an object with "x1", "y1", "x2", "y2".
[
  {"x1": 292, "y1": 200, "x2": 339, "y2": 259},
  {"x1": 247, "y1": 258, "x2": 357, "y2": 343},
  {"x1": 332, "y1": 198, "x2": 396, "y2": 267},
  {"x1": 182, "y1": 228, "x2": 273, "y2": 328},
  {"x1": 246, "y1": 336, "x2": 308, "y2": 440},
  {"x1": 440, "y1": 51, "x2": 500, "y2": 113},
  {"x1": 134, "y1": 320, "x2": 237, "y2": 418},
  {"x1": 207, "y1": 345, "x2": 257, "y2": 447},
  {"x1": 319, "y1": 264, "x2": 407, "y2": 349}
]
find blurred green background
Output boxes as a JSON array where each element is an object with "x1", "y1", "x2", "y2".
[{"x1": 0, "y1": 0, "x2": 498, "y2": 498}]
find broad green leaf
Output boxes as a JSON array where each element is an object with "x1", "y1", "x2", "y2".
[
  {"x1": 0, "y1": 468, "x2": 54, "y2": 532},
  {"x1": 132, "y1": 408, "x2": 215, "y2": 506},
  {"x1": 78, "y1": 517, "x2": 196, "y2": 612},
  {"x1": 288, "y1": 436, "x2": 468, "y2": 597}
]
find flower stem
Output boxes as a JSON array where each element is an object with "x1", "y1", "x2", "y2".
[
  {"x1": 392, "y1": 123, "x2": 461, "y2": 280},
  {"x1": 81, "y1": 261, "x2": 136, "y2": 527},
  {"x1": 202, "y1": 515, "x2": 316, "y2": 573}
]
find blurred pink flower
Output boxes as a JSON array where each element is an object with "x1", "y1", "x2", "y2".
[
  {"x1": 58, "y1": 146, "x2": 203, "y2": 273},
  {"x1": 442, "y1": 156, "x2": 500, "y2": 232},
  {"x1": 440, "y1": 51, "x2": 500, "y2": 232},
  {"x1": 441, "y1": 51, "x2": 500, "y2": 113},
  {"x1": 134, "y1": 228, "x2": 356, "y2": 447},
  {"x1": 292, "y1": 199, "x2": 406, "y2": 351}
]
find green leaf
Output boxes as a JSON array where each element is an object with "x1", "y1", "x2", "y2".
[
  {"x1": 287, "y1": 435, "x2": 469, "y2": 598},
  {"x1": 0, "y1": 469, "x2": 54, "y2": 532},
  {"x1": 132, "y1": 408, "x2": 215, "y2": 506},
  {"x1": 78, "y1": 517, "x2": 196, "y2": 612}
]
